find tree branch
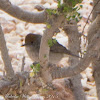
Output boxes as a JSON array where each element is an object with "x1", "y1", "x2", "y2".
[
  {"x1": 50, "y1": 33, "x2": 99, "y2": 78},
  {"x1": 39, "y1": 15, "x2": 65, "y2": 82},
  {"x1": 48, "y1": 14, "x2": 100, "y2": 79},
  {"x1": 0, "y1": 0, "x2": 47, "y2": 23},
  {"x1": 0, "y1": 24, "x2": 14, "y2": 77}
]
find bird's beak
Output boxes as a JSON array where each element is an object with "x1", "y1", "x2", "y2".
[
  {"x1": 21, "y1": 43, "x2": 31, "y2": 47},
  {"x1": 21, "y1": 44, "x2": 26, "y2": 47}
]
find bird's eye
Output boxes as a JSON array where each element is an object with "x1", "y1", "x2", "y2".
[{"x1": 31, "y1": 41, "x2": 33, "y2": 44}]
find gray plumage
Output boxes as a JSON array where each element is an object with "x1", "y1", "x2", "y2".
[{"x1": 22, "y1": 33, "x2": 80, "y2": 64}]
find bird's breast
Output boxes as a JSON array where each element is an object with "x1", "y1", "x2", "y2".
[
  {"x1": 25, "y1": 45, "x2": 39, "y2": 62},
  {"x1": 49, "y1": 52, "x2": 64, "y2": 64}
]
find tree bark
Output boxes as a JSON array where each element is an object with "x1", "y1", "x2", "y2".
[
  {"x1": 63, "y1": 21, "x2": 86, "y2": 100},
  {"x1": 92, "y1": 1, "x2": 100, "y2": 99},
  {"x1": 0, "y1": 24, "x2": 14, "y2": 78}
]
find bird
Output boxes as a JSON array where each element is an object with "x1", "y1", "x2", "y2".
[{"x1": 22, "y1": 33, "x2": 81, "y2": 64}]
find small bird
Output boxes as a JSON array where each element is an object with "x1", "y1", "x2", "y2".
[{"x1": 22, "y1": 33, "x2": 80, "y2": 64}]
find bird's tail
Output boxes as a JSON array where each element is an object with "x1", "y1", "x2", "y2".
[
  {"x1": 70, "y1": 53, "x2": 82, "y2": 58},
  {"x1": 65, "y1": 50, "x2": 82, "y2": 59},
  {"x1": 69, "y1": 52, "x2": 82, "y2": 59}
]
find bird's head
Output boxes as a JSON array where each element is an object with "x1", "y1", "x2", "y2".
[{"x1": 22, "y1": 33, "x2": 41, "y2": 47}]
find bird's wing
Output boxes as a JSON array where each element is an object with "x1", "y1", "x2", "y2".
[
  {"x1": 50, "y1": 41, "x2": 71, "y2": 54},
  {"x1": 50, "y1": 41, "x2": 80, "y2": 58}
]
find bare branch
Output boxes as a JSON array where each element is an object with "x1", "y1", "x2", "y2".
[
  {"x1": 0, "y1": 0, "x2": 47, "y2": 23},
  {"x1": 65, "y1": 20, "x2": 86, "y2": 100},
  {"x1": 0, "y1": 79, "x2": 12, "y2": 95},
  {"x1": 0, "y1": 24, "x2": 14, "y2": 77},
  {"x1": 39, "y1": 15, "x2": 65, "y2": 67},
  {"x1": 50, "y1": 28, "x2": 100, "y2": 78},
  {"x1": 50, "y1": 54, "x2": 91, "y2": 79},
  {"x1": 21, "y1": 56, "x2": 25, "y2": 72},
  {"x1": 49, "y1": 14, "x2": 100, "y2": 79},
  {"x1": 39, "y1": 15, "x2": 65, "y2": 82}
]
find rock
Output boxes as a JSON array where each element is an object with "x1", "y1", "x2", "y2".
[
  {"x1": 6, "y1": 36, "x2": 21, "y2": 44},
  {"x1": 43, "y1": 3, "x2": 51, "y2": 8},
  {"x1": 10, "y1": 0, "x2": 24, "y2": 5},
  {"x1": 51, "y1": 3, "x2": 57, "y2": 9},
  {"x1": 87, "y1": 96, "x2": 97, "y2": 100},
  {"x1": 16, "y1": 23, "x2": 25, "y2": 34},
  {"x1": 85, "y1": 67, "x2": 94, "y2": 82},
  {"x1": 28, "y1": 0, "x2": 41, "y2": 4}
]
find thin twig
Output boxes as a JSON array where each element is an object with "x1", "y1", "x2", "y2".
[
  {"x1": 21, "y1": 56, "x2": 25, "y2": 72},
  {"x1": 0, "y1": 24, "x2": 14, "y2": 77},
  {"x1": 81, "y1": 0, "x2": 100, "y2": 35}
]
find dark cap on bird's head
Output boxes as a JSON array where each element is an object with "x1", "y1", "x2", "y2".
[{"x1": 21, "y1": 33, "x2": 41, "y2": 46}]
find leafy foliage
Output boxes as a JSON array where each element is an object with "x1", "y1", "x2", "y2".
[
  {"x1": 46, "y1": 23, "x2": 51, "y2": 28},
  {"x1": 46, "y1": 0, "x2": 83, "y2": 22},
  {"x1": 66, "y1": 5, "x2": 83, "y2": 22},
  {"x1": 48, "y1": 39, "x2": 57, "y2": 47},
  {"x1": 46, "y1": 9, "x2": 59, "y2": 15},
  {"x1": 30, "y1": 63, "x2": 40, "y2": 76}
]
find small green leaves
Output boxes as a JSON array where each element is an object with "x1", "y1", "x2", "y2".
[
  {"x1": 44, "y1": 54, "x2": 47, "y2": 58},
  {"x1": 48, "y1": 39, "x2": 53, "y2": 47},
  {"x1": 48, "y1": 39, "x2": 57, "y2": 47},
  {"x1": 57, "y1": 0, "x2": 63, "y2": 8},
  {"x1": 52, "y1": 39, "x2": 57, "y2": 44},
  {"x1": 47, "y1": 23, "x2": 51, "y2": 29},
  {"x1": 46, "y1": 9, "x2": 58, "y2": 15},
  {"x1": 57, "y1": 0, "x2": 83, "y2": 22},
  {"x1": 39, "y1": 88, "x2": 48, "y2": 95},
  {"x1": 20, "y1": 80, "x2": 23, "y2": 87},
  {"x1": 46, "y1": 9, "x2": 52, "y2": 15},
  {"x1": 30, "y1": 65, "x2": 33, "y2": 69},
  {"x1": 80, "y1": 5, "x2": 83, "y2": 8},
  {"x1": 66, "y1": 4, "x2": 82, "y2": 22},
  {"x1": 30, "y1": 63, "x2": 40, "y2": 75}
]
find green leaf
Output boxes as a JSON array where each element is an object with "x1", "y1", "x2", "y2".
[
  {"x1": 48, "y1": 39, "x2": 57, "y2": 47},
  {"x1": 48, "y1": 39, "x2": 53, "y2": 47},
  {"x1": 47, "y1": 24, "x2": 51, "y2": 28},
  {"x1": 30, "y1": 65, "x2": 33, "y2": 69},
  {"x1": 30, "y1": 72, "x2": 35, "y2": 77},
  {"x1": 57, "y1": 0, "x2": 61, "y2": 8},
  {"x1": 80, "y1": 5, "x2": 83, "y2": 8},
  {"x1": 20, "y1": 80, "x2": 23, "y2": 87},
  {"x1": 33, "y1": 63, "x2": 40, "y2": 74},
  {"x1": 44, "y1": 54, "x2": 47, "y2": 58},
  {"x1": 75, "y1": 18, "x2": 79, "y2": 22},
  {"x1": 52, "y1": 39, "x2": 57, "y2": 44},
  {"x1": 30, "y1": 63, "x2": 41, "y2": 75}
]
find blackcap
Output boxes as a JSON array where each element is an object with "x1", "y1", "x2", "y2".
[{"x1": 22, "y1": 33, "x2": 80, "y2": 64}]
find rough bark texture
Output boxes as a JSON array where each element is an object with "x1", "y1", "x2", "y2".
[
  {"x1": 39, "y1": 15, "x2": 65, "y2": 83},
  {"x1": 0, "y1": 0, "x2": 47, "y2": 23},
  {"x1": 50, "y1": 43, "x2": 93, "y2": 78},
  {"x1": 92, "y1": 0, "x2": 100, "y2": 20},
  {"x1": 92, "y1": 1, "x2": 100, "y2": 99},
  {"x1": 0, "y1": 25, "x2": 14, "y2": 78},
  {"x1": 63, "y1": 21, "x2": 86, "y2": 100}
]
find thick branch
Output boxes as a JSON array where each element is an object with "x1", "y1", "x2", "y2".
[
  {"x1": 50, "y1": 14, "x2": 100, "y2": 79},
  {"x1": 39, "y1": 15, "x2": 65, "y2": 67},
  {"x1": 51, "y1": 54, "x2": 91, "y2": 79},
  {"x1": 65, "y1": 21, "x2": 86, "y2": 100},
  {"x1": 39, "y1": 15, "x2": 65, "y2": 83},
  {"x1": 0, "y1": 0, "x2": 47, "y2": 23},
  {"x1": 0, "y1": 25, "x2": 14, "y2": 77},
  {"x1": 50, "y1": 35, "x2": 98, "y2": 78}
]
